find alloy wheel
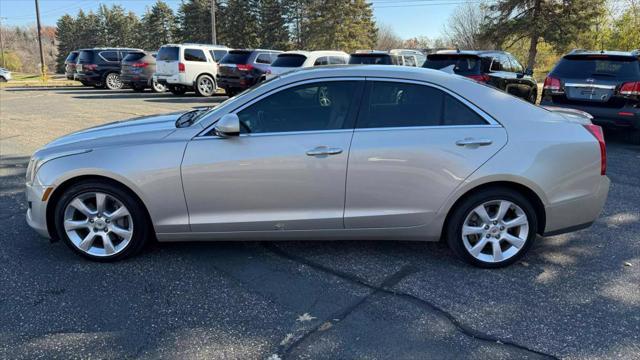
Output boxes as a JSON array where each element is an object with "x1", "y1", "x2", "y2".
[
  {"x1": 152, "y1": 80, "x2": 166, "y2": 93},
  {"x1": 198, "y1": 76, "x2": 214, "y2": 96},
  {"x1": 63, "y1": 192, "x2": 133, "y2": 257},
  {"x1": 105, "y1": 73, "x2": 123, "y2": 90},
  {"x1": 461, "y1": 200, "x2": 529, "y2": 263}
]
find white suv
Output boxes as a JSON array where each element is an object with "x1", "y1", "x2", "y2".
[
  {"x1": 267, "y1": 50, "x2": 349, "y2": 79},
  {"x1": 154, "y1": 44, "x2": 229, "y2": 96}
]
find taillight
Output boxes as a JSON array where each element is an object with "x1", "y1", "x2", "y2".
[
  {"x1": 237, "y1": 64, "x2": 254, "y2": 71},
  {"x1": 133, "y1": 62, "x2": 149, "y2": 68},
  {"x1": 178, "y1": 62, "x2": 185, "y2": 73},
  {"x1": 619, "y1": 81, "x2": 640, "y2": 96},
  {"x1": 83, "y1": 64, "x2": 97, "y2": 71},
  {"x1": 583, "y1": 124, "x2": 606, "y2": 175},
  {"x1": 543, "y1": 76, "x2": 562, "y2": 92},
  {"x1": 466, "y1": 74, "x2": 489, "y2": 83}
]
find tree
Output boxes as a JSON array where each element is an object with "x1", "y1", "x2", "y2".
[
  {"x1": 304, "y1": 0, "x2": 377, "y2": 52},
  {"x1": 376, "y1": 23, "x2": 403, "y2": 50},
  {"x1": 177, "y1": 0, "x2": 214, "y2": 43},
  {"x1": 443, "y1": 2, "x2": 493, "y2": 50},
  {"x1": 258, "y1": 0, "x2": 290, "y2": 49},
  {"x1": 55, "y1": 14, "x2": 77, "y2": 72},
  {"x1": 222, "y1": 0, "x2": 261, "y2": 48},
  {"x1": 283, "y1": 0, "x2": 312, "y2": 48},
  {"x1": 97, "y1": 5, "x2": 140, "y2": 47},
  {"x1": 140, "y1": 0, "x2": 177, "y2": 50},
  {"x1": 482, "y1": 0, "x2": 606, "y2": 69}
]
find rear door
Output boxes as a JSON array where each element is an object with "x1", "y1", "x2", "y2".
[
  {"x1": 344, "y1": 79, "x2": 507, "y2": 229},
  {"x1": 156, "y1": 46, "x2": 180, "y2": 76},
  {"x1": 183, "y1": 48, "x2": 211, "y2": 82}
]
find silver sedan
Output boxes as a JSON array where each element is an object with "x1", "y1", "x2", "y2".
[{"x1": 26, "y1": 66, "x2": 610, "y2": 267}]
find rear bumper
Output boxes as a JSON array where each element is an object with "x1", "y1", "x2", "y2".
[
  {"x1": 121, "y1": 73, "x2": 150, "y2": 87},
  {"x1": 217, "y1": 75, "x2": 258, "y2": 90},
  {"x1": 540, "y1": 100, "x2": 640, "y2": 129},
  {"x1": 75, "y1": 73, "x2": 102, "y2": 85},
  {"x1": 153, "y1": 73, "x2": 188, "y2": 86},
  {"x1": 543, "y1": 176, "x2": 610, "y2": 236}
]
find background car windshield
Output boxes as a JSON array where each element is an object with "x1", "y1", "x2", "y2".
[
  {"x1": 272, "y1": 54, "x2": 307, "y2": 67},
  {"x1": 221, "y1": 51, "x2": 251, "y2": 64},
  {"x1": 65, "y1": 52, "x2": 79, "y2": 62},
  {"x1": 424, "y1": 55, "x2": 480, "y2": 75},
  {"x1": 157, "y1": 47, "x2": 179, "y2": 61},
  {"x1": 123, "y1": 52, "x2": 145, "y2": 62},
  {"x1": 77, "y1": 51, "x2": 94, "y2": 63},
  {"x1": 553, "y1": 55, "x2": 640, "y2": 78},
  {"x1": 348, "y1": 54, "x2": 392, "y2": 65}
]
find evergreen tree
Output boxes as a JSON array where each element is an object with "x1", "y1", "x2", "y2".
[
  {"x1": 55, "y1": 14, "x2": 78, "y2": 72},
  {"x1": 304, "y1": 0, "x2": 376, "y2": 52},
  {"x1": 177, "y1": 0, "x2": 213, "y2": 44},
  {"x1": 97, "y1": 5, "x2": 140, "y2": 47},
  {"x1": 258, "y1": 0, "x2": 289, "y2": 50},
  {"x1": 140, "y1": 0, "x2": 177, "y2": 50},
  {"x1": 481, "y1": 0, "x2": 606, "y2": 69},
  {"x1": 283, "y1": 0, "x2": 312, "y2": 49},
  {"x1": 76, "y1": 10, "x2": 104, "y2": 48},
  {"x1": 222, "y1": 0, "x2": 261, "y2": 48}
]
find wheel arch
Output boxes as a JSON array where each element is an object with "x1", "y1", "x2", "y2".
[
  {"x1": 194, "y1": 72, "x2": 217, "y2": 87},
  {"x1": 442, "y1": 180, "x2": 547, "y2": 236},
  {"x1": 46, "y1": 175, "x2": 154, "y2": 240}
]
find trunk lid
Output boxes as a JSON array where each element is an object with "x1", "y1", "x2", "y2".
[
  {"x1": 156, "y1": 46, "x2": 180, "y2": 76},
  {"x1": 218, "y1": 50, "x2": 252, "y2": 78}
]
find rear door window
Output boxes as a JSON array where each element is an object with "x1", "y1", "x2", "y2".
[
  {"x1": 552, "y1": 55, "x2": 640, "y2": 79},
  {"x1": 357, "y1": 81, "x2": 487, "y2": 128},
  {"x1": 65, "y1": 52, "x2": 79, "y2": 62},
  {"x1": 255, "y1": 53, "x2": 272, "y2": 64},
  {"x1": 184, "y1": 48, "x2": 207, "y2": 62},
  {"x1": 272, "y1": 54, "x2": 307, "y2": 67},
  {"x1": 157, "y1": 46, "x2": 179, "y2": 61},
  {"x1": 100, "y1": 51, "x2": 119, "y2": 62},
  {"x1": 348, "y1": 54, "x2": 392, "y2": 65}
]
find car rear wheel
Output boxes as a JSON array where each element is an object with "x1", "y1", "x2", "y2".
[
  {"x1": 168, "y1": 85, "x2": 187, "y2": 95},
  {"x1": 151, "y1": 80, "x2": 167, "y2": 93},
  {"x1": 53, "y1": 181, "x2": 151, "y2": 261},
  {"x1": 445, "y1": 188, "x2": 538, "y2": 268},
  {"x1": 195, "y1": 75, "x2": 216, "y2": 97},
  {"x1": 0, "y1": 76, "x2": 6, "y2": 82},
  {"x1": 528, "y1": 89, "x2": 537, "y2": 104},
  {"x1": 104, "y1": 73, "x2": 123, "y2": 90}
]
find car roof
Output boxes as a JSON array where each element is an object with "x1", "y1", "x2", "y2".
[
  {"x1": 79, "y1": 48, "x2": 142, "y2": 52},
  {"x1": 279, "y1": 50, "x2": 348, "y2": 57},
  {"x1": 434, "y1": 50, "x2": 507, "y2": 57},
  {"x1": 566, "y1": 49, "x2": 639, "y2": 58},
  {"x1": 230, "y1": 49, "x2": 283, "y2": 53},
  {"x1": 162, "y1": 43, "x2": 229, "y2": 49}
]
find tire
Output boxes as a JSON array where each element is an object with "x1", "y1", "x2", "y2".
[
  {"x1": 0, "y1": 76, "x2": 6, "y2": 83},
  {"x1": 168, "y1": 85, "x2": 187, "y2": 95},
  {"x1": 151, "y1": 80, "x2": 167, "y2": 93},
  {"x1": 53, "y1": 181, "x2": 151, "y2": 262},
  {"x1": 194, "y1": 74, "x2": 216, "y2": 97},
  {"x1": 104, "y1": 72, "x2": 123, "y2": 90},
  {"x1": 225, "y1": 88, "x2": 237, "y2": 97},
  {"x1": 528, "y1": 89, "x2": 537, "y2": 104},
  {"x1": 445, "y1": 187, "x2": 538, "y2": 268}
]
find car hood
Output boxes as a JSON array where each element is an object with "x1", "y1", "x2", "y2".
[{"x1": 38, "y1": 111, "x2": 186, "y2": 155}]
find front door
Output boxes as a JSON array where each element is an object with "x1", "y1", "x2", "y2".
[{"x1": 181, "y1": 79, "x2": 364, "y2": 232}]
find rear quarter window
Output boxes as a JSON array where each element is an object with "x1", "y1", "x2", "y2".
[
  {"x1": 184, "y1": 49, "x2": 207, "y2": 62},
  {"x1": 78, "y1": 51, "x2": 94, "y2": 63},
  {"x1": 123, "y1": 52, "x2": 146, "y2": 62},
  {"x1": 255, "y1": 53, "x2": 272, "y2": 64}
]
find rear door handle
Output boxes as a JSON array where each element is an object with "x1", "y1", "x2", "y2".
[
  {"x1": 456, "y1": 138, "x2": 493, "y2": 147},
  {"x1": 306, "y1": 146, "x2": 343, "y2": 156}
]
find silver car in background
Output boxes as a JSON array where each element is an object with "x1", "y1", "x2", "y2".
[{"x1": 25, "y1": 66, "x2": 610, "y2": 267}]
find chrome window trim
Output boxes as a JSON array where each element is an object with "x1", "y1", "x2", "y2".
[
  {"x1": 194, "y1": 128, "x2": 354, "y2": 140},
  {"x1": 364, "y1": 76, "x2": 501, "y2": 126},
  {"x1": 197, "y1": 77, "x2": 366, "y2": 138},
  {"x1": 354, "y1": 124, "x2": 502, "y2": 133},
  {"x1": 565, "y1": 83, "x2": 616, "y2": 90}
]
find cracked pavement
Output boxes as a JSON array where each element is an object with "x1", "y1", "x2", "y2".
[{"x1": 1, "y1": 87, "x2": 639, "y2": 359}]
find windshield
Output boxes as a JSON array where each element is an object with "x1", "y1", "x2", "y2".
[
  {"x1": 272, "y1": 54, "x2": 307, "y2": 67},
  {"x1": 77, "y1": 50, "x2": 94, "y2": 63},
  {"x1": 348, "y1": 54, "x2": 392, "y2": 65},
  {"x1": 157, "y1": 46, "x2": 179, "y2": 61},
  {"x1": 66, "y1": 52, "x2": 79, "y2": 62},
  {"x1": 553, "y1": 55, "x2": 640, "y2": 78},
  {"x1": 221, "y1": 51, "x2": 251, "y2": 64},
  {"x1": 424, "y1": 55, "x2": 481, "y2": 75}
]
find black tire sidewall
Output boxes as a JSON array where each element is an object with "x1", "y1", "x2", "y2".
[
  {"x1": 446, "y1": 188, "x2": 538, "y2": 268},
  {"x1": 53, "y1": 181, "x2": 150, "y2": 262},
  {"x1": 169, "y1": 85, "x2": 186, "y2": 95}
]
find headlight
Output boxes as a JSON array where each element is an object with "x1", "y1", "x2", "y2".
[{"x1": 26, "y1": 149, "x2": 92, "y2": 184}]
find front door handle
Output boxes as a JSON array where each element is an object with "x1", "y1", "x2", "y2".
[
  {"x1": 306, "y1": 146, "x2": 343, "y2": 156},
  {"x1": 456, "y1": 138, "x2": 493, "y2": 147}
]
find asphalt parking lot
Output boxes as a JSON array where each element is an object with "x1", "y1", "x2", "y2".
[{"x1": 1, "y1": 87, "x2": 639, "y2": 359}]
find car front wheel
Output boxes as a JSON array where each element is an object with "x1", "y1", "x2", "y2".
[
  {"x1": 53, "y1": 181, "x2": 150, "y2": 261},
  {"x1": 446, "y1": 188, "x2": 538, "y2": 268},
  {"x1": 104, "y1": 73, "x2": 123, "y2": 90}
]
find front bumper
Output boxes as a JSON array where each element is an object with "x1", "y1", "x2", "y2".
[
  {"x1": 543, "y1": 176, "x2": 610, "y2": 236},
  {"x1": 25, "y1": 182, "x2": 51, "y2": 238}
]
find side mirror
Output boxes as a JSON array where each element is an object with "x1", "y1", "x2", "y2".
[
  {"x1": 214, "y1": 113, "x2": 240, "y2": 137},
  {"x1": 524, "y1": 68, "x2": 534, "y2": 76}
]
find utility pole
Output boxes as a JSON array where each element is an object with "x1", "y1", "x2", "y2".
[
  {"x1": 210, "y1": 0, "x2": 217, "y2": 45},
  {"x1": 34, "y1": 0, "x2": 47, "y2": 81},
  {"x1": 0, "y1": 17, "x2": 6, "y2": 68}
]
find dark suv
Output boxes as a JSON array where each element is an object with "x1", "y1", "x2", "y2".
[
  {"x1": 424, "y1": 50, "x2": 538, "y2": 103},
  {"x1": 120, "y1": 51, "x2": 166, "y2": 93},
  {"x1": 541, "y1": 50, "x2": 640, "y2": 143},
  {"x1": 217, "y1": 49, "x2": 282, "y2": 96},
  {"x1": 75, "y1": 48, "x2": 143, "y2": 89},
  {"x1": 64, "y1": 51, "x2": 79, "y2": 80}
]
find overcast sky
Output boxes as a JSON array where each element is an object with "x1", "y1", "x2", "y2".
[{"x1": 0, "y1": 0, "x2": 472, "y2": 40}]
